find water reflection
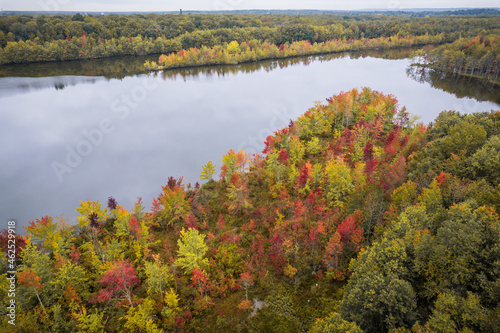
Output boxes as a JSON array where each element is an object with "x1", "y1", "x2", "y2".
[
  {"x1": 0, "y1": 47, "x2": 414, "y2": 79},
  {"x1": 0, "y1": 55, "x2": 155, "y2": 79},
  {"x1": 0, "y1": 47, "x2": 416, "y2": 97},
  {"x1": 1, "y1": 48, "x2": 498, "y2": 233},
  {"x1": 158, "y1": 48, "x2": 415, "y2": 81},
  {"x1": 0, "y1": 76, "x2": 102, "y2": 98},
  {"x1": 407, "y1": 65, "x2": 500, "y2": 104}
]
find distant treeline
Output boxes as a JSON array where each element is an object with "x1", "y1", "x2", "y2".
[
  {"x1": 0, "y1": 13, "x2": 499, "y2": 65},
  {"x1": 1, "y1": 8, "x2": 499, "y2": 16}
]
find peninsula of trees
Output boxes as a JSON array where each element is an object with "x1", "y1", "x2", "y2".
[
  {"x1": 1, "y1": 88, "x2": 499, "y2": 332},
  {"x1": 413, "y1": 35, "x2": 500, "y2": 83}
]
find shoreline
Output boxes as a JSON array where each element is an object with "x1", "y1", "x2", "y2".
[
  {"x1": 410, "y1": 63, "x2": 500, "y2": 86},
  {"x1": 146, "y1": 42, "x2": 441, "y2": 73}
]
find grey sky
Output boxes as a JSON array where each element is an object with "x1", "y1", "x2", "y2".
[{"x1": 0, "y1": 0, "x2": 498, "y2": 12}]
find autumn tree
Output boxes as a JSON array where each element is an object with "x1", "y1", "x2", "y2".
[
  {"x1": 239, "y1": 272, "x2": 254, "y2": 300},
  {"x1": 90, "y1": 260, "x2": 139, "y2": 307},
  {"x1": 18, "y1": 268, "x2": 47, "y2": 316},
  {"x1": 122, "y1": 298, "x2": 162, "y2": 333},
  {"x1": 175, "y1": 228, "x2": 208, "y2": 274},
  {"x1": 309, "y1": 313, "x2": 363, "y2": 333},
  {"x1": 144, "y1": 260, "x2": 171, "y2": 297},
  {"x1": 200, "y1": 160, "x2": 216, "y2": 180},
  {"x1": 18, "y1": 241, "x2": 54, "y2": 309},
  {"x1": 74, "y1": 307, "x2": 107, "y2": 333}
]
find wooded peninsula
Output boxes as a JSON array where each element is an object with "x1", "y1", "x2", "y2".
[{"x1": 2, "y1": 87, "x2": 499, "y2": 332}]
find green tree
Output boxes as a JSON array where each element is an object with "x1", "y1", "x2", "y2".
[
  {"x1": 162, "y1": 288, "x2": 180, "y2": 328},
  {"x1": 427, "y1": 292, "x2": 484, "y2": 333},
  {"x1": 74, "y1": 307, "x2": 106, "y2": 333},
  {"x1": 122, "y1": 298, "x2": 162, "y2": 333},
  {"x1": 144, "y1": 260, "x2": 171, "y2": 297},
  {"x1": 72, "y1": 13, "x2": 85, "y2": 22},
  {"x1": 175, "y1": 228, "x2": 208, "y2": 274},
  {"x1": 414, "y1": 202, "x2": 500, "y2": 301},
  {"x1": 52, "y1": 261, "x2": 90, "y2": 305},
  {"x1": 310, "y1": 312, "x2": 363, "y2": 333},
  {"x1": 18, "y1": 241, "x2": 55, "y2": 307},
  {"x1": 200, "y1": 160, "x2": 216, "y2": 180},
  {"x1": 75, "y1": 200, "x2": 108, "y2": 228},
  {"x1": 339, "y1": 239, "x2": 416, "y2": 331},
  {"x1": 24, "y1": 215, "x2": 71, "y2": 254},
  {"x1": 470, "y1": 135, "x2": 500, "y2": 185}
]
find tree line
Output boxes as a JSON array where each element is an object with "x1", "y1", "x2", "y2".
[
  {"x1": 145, "y1": 34, "x2": 444, "y2": 70},
  {"x1": 0, "y1": 13, "x2": 499, "y2": 65},
  {"x1": 1, "y1": 88, "x2": 499, "y2": 332}
]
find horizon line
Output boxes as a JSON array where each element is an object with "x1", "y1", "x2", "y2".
[{"x1": 1, "y1": 7, "x2": 499, "y2": 13}]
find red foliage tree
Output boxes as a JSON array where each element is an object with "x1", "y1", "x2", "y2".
[
  {"x1": 190, "y1": 266, "x2": 209, "y2": 300},
  {"x1": 299, "y1": 161, "x2": 312, "y2": 187},
  {"x1": 262, "y1": 135, "x2": 275, "y2": 154},
  {"x1": 363, "y1": 140, "x2": 374, "y2": 161},
  {"x1": 337, "y1": 216, "x2": 356, "y2": 243},
  {"x1": 90, "y1": 261, "x2": 139, "y2": 307},
  {"x1": 129, "y1": 217, "x2": 142, "y2": 239},
  {"x1": 269, "y1": 232, "x2": 287, "y2": 275},
  {"x1": 278, "y1": 149, "x2": 290, "y2": 164},
  {"x1": 19, "y1": 268, "x2": 47, "y2": 315},
  {"x1": 69, "y1": 245, "x2": 81, "y2": 263},
  {"x1": 0, "y1": 229, "x2": 26, "y2": 259},
  {"x1": 239, "y1": 272, "x2": 254, "y2": 300}
]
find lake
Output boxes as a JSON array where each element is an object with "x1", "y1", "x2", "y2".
[{"x1": 1, "y1": 50, "x2": 499, "y2": 232}]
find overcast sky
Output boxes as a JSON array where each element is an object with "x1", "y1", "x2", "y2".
[{"x1": 0, "y1": 0, "x2": 498, "y2": 12}]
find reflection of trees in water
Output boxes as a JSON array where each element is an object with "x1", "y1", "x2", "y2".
[
  {"x1": 157, "y1": 48, "x2": 415, "y2": 81},
  {"x1": 407, "y1": 65, "x2": 500, "y2": 105},
  {"x1": 0, "y1": 47, "x2": 437, "y2": 96},
  {"x1": 0, "y1": 76, "x2": 101, "y2": 98},
  {"x1": 0, "y1": 47, "x2": 416, "y2": 81},
  {"x1": 0, "y1": 55, "x2": 154, "y2": 79}
]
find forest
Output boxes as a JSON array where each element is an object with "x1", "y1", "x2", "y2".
[
  {"x1": 1, "y1": 87, "x2": 499, "y2": 332},
  {"x1": 0, "y1": 12, "x2": 499, "y2": 65},
  {"x1": 412, "y1": 35, "x2": 500, "y2": 83}
]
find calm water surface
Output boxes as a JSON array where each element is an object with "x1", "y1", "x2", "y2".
[{"x1": 1, "y1": 51, "x2": 499, "y2": 231}]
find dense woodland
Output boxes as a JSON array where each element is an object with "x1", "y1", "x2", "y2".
[
  {"x1": 1, "y1": 88, "x2": 499, "y2": 332},
  {"x1": 0, "y1": 12, "x2": 499, "y2": 65},
  {"x1": 412, "y1": 35, "x2": 500, "y2": 83}
]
